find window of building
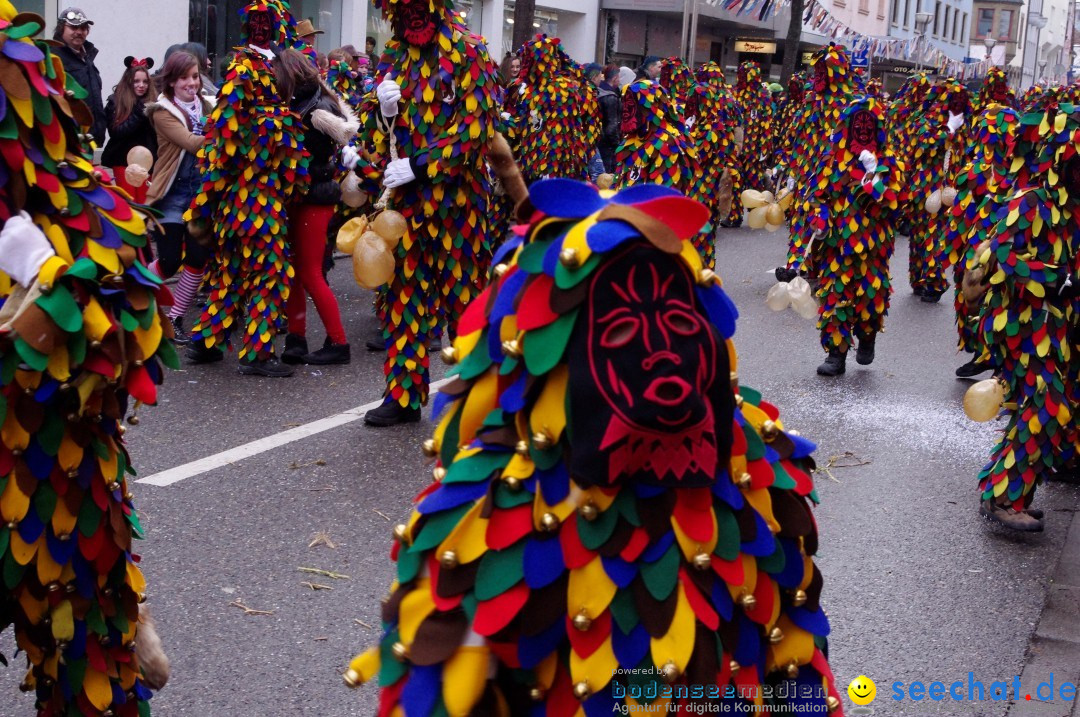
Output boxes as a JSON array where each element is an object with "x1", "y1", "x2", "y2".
[
  {"x1": 933, "y1": 1, "x2": 941, "y2": 35},
  {"x1": 859, "y1": 0, "x2": 869, "y2": 14},
  {"x1": 943, "y1": 6, "x2": 950, "y2": 39},
  {"x1": 503, "y1": 4, "x2": 559, "y2": 58},
  {"x1": 976, "y1": 8, "x2": 994, "y2": 37},
  {"x1": 997, "y1": 9, "x2": 1012, "y2": 39},
  {"x1": 892, "y1": 0, "x2": 900, "y2": 24},
  {"x1": 878, "y1": 0, "x2": 887, "y2": 20},
  {"x1": 904, "y1": 0, "x2": 911, "y2": 27},
  {"x1": 960, "y1": 12, "x2": 967, "y2": 40}
]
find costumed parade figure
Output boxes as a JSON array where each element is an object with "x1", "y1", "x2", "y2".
[
  {"x1": 660, "y1": 57, "x2": 696, "y2": 116},
  {"x1": 358, "y1": 0, "x2": 506, "y2": 426},
  {"x1": 183, "y1": 0, "x2": 311, "y2": 376},
  {"x1": 971, "y1": 101, "x2": 1080, "y2": 533},
  {"x1": 615, "y1": 80, "x2": 720, "y2": 268},
  {"x1": 945, "y1": 104, "x2": 1019, "y2": 378},
  {"x1": 886, "y1": 72, "x2": 932, "y2": 176},
  {"x1": 504, "y1": 35, "x2": 599, "y2": 184},
  {"x1": 692, "y1": 63, "x2": 742, "y2": 233},
  {"x1": 905, "y1": 79, "x2": 970, "y2": 303},
  {"x1": 326, "y1": 58, "x2": 365, "y2": 113},
  {"x1": 732, "y1": 62, "x2": 773, "y2": 192},
  {"x1": 975, "y1": 67, "x2": 1015, "y2": 112},
  {"x1": 808, "y1": 98, "x2": 903, "y2": 377},
  {"x1": 0, "y1": 5, "x2": 170, "y2": 714},
  {"x1": 778, "y1": 45, "x2": 858, "y2": 280},
  {"x1": 344, "y1": 178, "x2": 844, "y2": 716}
]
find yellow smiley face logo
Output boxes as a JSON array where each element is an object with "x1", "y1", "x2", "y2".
[{"x1": 848, "y1": 675, "x2": 877, "y2": 705}]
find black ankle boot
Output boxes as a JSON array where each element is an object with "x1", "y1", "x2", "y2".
[
  {"x1": 920, "y1": 288, "x2": 944, "y2": 303},
  {"x1": 238, "y1": 355, "x2": 295, "y2": 377},
  {"x1": 855, "y1": 333, "x2": 876, "y2": 365},
  {"x1": 775, "y1": 266, "x2": 798, "y2": 283},
  {"x1": 364, "y1": 401, "x2": 422, "y2": 427},
  {"x1": 281, "y1": 333, "x2": 308, "y2": 365},
  {"x1": 955, "y1": 357, "x2": 992, "y2": 378},
  {"x1": 816, "y1": 349, "x2": 847, "y2": 376},
  {"x1": 186, "y1": 342, "x2": 224, "y2": 364},
  {"x1": 302, "y1": 337, "x2": 351, "y2": 365},
  {"x1": 366, "y1": 328, "x2": 386, "y2": 352}
]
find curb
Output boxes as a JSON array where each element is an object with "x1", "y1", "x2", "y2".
[{"x1": 1008, "y1": 504, "x2": 1080, "y2": 717}]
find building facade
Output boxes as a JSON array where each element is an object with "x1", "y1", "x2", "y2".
[
  {"x1": 889, "y1": 0, "x2": 975, "y2": 62},
  {"x1": 966, "y1": 0, "x2": 1021, "y2": 65}
]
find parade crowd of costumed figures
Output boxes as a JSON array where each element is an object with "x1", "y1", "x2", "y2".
[{"x1": 1, "y1": 0, "x2": 1079, "y2": 712}]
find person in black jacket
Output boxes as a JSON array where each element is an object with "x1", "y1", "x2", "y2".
[
  {"x1": 596, "y1": 64, "x2": 621, "y2": 173},
  {"x1": 52, "y1": 7, "x2": 106, "y2": 146},
  {"x1": 102, "y1": 56, "x2": 157, "y2": 202},
  {"x1": 274, "y1": 48, "x2": 360, "y2": 365}
]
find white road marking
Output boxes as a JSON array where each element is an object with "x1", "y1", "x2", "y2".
[{"x1": 136, "y1": 378, "x2": 451, "y2": 487}]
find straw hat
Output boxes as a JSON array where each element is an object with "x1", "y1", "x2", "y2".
[{"x1": 295, "y1": 18, "x2": 323, "y2": 38}]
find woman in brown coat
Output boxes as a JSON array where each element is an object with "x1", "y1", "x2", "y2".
[{"x1": 145, "y1": 51, "x2": 214, "y2": 342}]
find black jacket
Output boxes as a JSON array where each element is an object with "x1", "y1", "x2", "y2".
[
  {"x1": 55, "y1": 41, "x2": 105, "y2": 145},
  {"x1": 596, "y1": 82, "x2": 621, "y2": 149},
  {"x1": 291, "y1": 82, "x2": 359, "y2": 205},
  {"x1": 101, "y1": 96, "x2": 157, "y2": 167}
]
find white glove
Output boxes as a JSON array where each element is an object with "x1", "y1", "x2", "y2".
[
  {"x1": 685, "y1": 115, "x2": 696, "y2": 130},
  {"x1": 500, "y1": 111, "x2": 511, "y2": 121},
  {"x1": 376, "y1": 79, "x2": 401, "y2": 118},
  {"x1": 0, "y1": 211, "x2": 55, "y2": 287},
  {"x1": 786, "y1": 177, "x2": 795, "y2": 192},
  {"x1": 858, "y1": 150, "x2": 878, "y2": 174},
  {"x1": 947, "y1": 111, "x2": 964, "y2": 134},
  {"x1": 383, "y1": 157, "x2": 416, "y2": 188},
  {"x1": 340, "y1": 145, "x2": 360, "y2": 171}
]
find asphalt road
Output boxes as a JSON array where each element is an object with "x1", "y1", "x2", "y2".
[{"x1": 1, "y1": 227, "x2": 1078, "y2": 717}]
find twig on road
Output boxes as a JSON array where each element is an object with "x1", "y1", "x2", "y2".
[
  {"x1": 300, "y1": 581, "x2": 334, "y2": 591},
  {"x1": 815, "y1": 451, "x2": 872, "y2": 483},
  {"x1": 229, "y1": 598, "x2": 274, "y2": 616},
  {"x1": 289, "y1": 458, "x2": 328, "y2": 470},
  {"x1": 298, "y1": 566, "x2": 350, "y2": 580},
  {"x1": 372, "y1": 509, "x2": 392, "y2": 522},
  {"x1": 354, "y1": 619, "x2": 372, "y2": 629}
]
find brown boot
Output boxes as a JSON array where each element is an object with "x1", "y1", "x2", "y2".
[{"x1": 979, "y1": 499, "x2": 1044, "y2": 532}]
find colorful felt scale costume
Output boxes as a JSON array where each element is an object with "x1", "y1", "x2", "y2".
[
  {"x1": 615, "y1": 80, "x2": 716, "y2": 267},
  {"x1": 0, "y1": 5, "x2": 173, "y2": 713},
  {"x1": 808, "y1": 98, "x2": 903, "y2": 376},
  {"x1": 972, "y1": 101, "x2": 1080, "y2": 532},
  {"x1": 886, "y1": 72, "x2": 932, "y2": 178},
  {"x1": 504, "y1": 35, "x2": 599, "y2": 184},
  {"x1": 733, "y1": 62, "x2": 774, "y2": 191},
  {"x1": 359, "y1": 0, "x2": 502, "y2": 425},
  {"x1": 660, "y1": 57, "x2": 696, "y2": 116},
  {"x1": 689, "y1": 64, "x2": 740, "y2": 242},
  {"x1": 779, "y1": 45, "x2": 858, "y2": 278},
  {"x1": 975, "y1": 67, "x2": 1015, "y2": 112},
  {"x1": 326, "y1": 59, "x2": 365, "y2": 113},
  {"x1": 184, "y1": 0, "x2": 310, "y2": 365},
  {"x1": 344, "y1": 178, "x2": 844, "y2": 716},
  {"x1": 905, "y1": 79, "x2": 970, "y2": 302},
  {"x1": 945, "y1": 105, "x2": 1019, "y2": 376}
]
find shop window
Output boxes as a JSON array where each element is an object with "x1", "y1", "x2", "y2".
[
  {"x1": 976, "y1": 7, "x2": 994, "y2": 38},
  {"x1": 997, "y1": 9, "x2": 1012, "y2": 39},
  {"x1": 504, "y1": 3, "x2": 559, "y2": 58}
]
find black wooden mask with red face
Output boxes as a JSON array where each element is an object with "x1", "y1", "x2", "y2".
[
  {"x1": 947, "y1": 92, "x2": 968, "y2": 116},
  {"x1": 849, "y1": 109, "x2": 878, "y2": 157},
  {"x1": 247, "y1": 11, "x2": 272, "y2": 48},
  {"x1": 567, "y1": 244, "x2": 733, "y2": 488},
  {"x1": 393, "y1": 0, "x2": 438, "y2": 46},
  {"x1": 813, "y1": 61, "x2": 828, "y2": 93},
  {"x1": 1064, "y1": 154, "x2": 1080, "y2": 196},
  {"x1": 621, "y1": 89, "x2": 642, "y2": 137}
]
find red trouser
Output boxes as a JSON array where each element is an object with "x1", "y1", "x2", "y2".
[{"x1": 285, "y1": 204, "x2": 347, "y2": 345}]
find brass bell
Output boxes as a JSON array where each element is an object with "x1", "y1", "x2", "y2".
[
  {"x1": 826, "y1": 695, "x2": 841, "y2": 712},
  {"x1": 439, "y1": 550, "x2": 459, "y2": 569},
  {"x1": 493, "y1": 263, "x2": 509, "y2": 277},
  {"x1": 559, "y1": 247, "x2": 581, "y2": 269},
  {"x1": 124, "y1": 491, "x2": 134, "y2": 501},
  {"x1": 514, "y1": 440, "x2": 530, "y2": 456},
  {"x1": 47, "y1": 582, "x2": 61, "y2": 593},
  {"x1": 421, "y1": 438, "x2": 439, "y2": 457},
  {"x1": 532, "y1": 431, "x2": 554, "y2": 451},
  {"x1": 729, "y1": 371, "x2": 738, "y2": 383},
  {"x1": 761, "y1": 420, "x2": 779, "y2": 441},
  {"x1": 127, "y1": 415, "x2": 140, "y2": 426},
  {"x1": 66, "y1": 469, "x2": 78, "y2": 478},
  {"x1": 39, "y1": 282, "x2": 52, "y2": 294},
  {"x1": 579, "y1": 503, "x2": 599, "y2": 521},
  {"x1": 571, "y1": 611, "x2": 592, "y2": 631},
  {"x1": 661, "y1": 661, "x2": 679, "y2": 683},
  {"x1": 697, "y1": 268, "x2": 720, "y2": 286},
  {"x1": 791, "y1": 589, "x2": 807, "y2": 607},
  {"x1": 788, "y1": 429, "x2": 801, "y2": 437},
  {"x1": 529, "y1": 687, "x2": 545, "y2": 701},
  {"x1": 768, "y1": 627, "x2": 784, "y2": 644},
  {"x1": 117, "y1": 425, "x2": 127, "y2": 436},
  {"x1": 729, "y1": 659, "x2": 741, "y2": 675},
  {"x1": 343, "y1": 669, "x2": 361, "y2": 688},
  {"x1": 440, "y1": 346, "x2": 459, "y2": 365},
  {"x1": 739, "y1": 594, "x2": 757, "y2": 611},
  {"x1": 503, "y1": 476, "x2": 522, "y2": 492},
  {"x1": 90, "y1": 340, "x2": 102, "y2": 349},
  {"x1": 785, "y1": 662, "x2": 800, "y2": 678},
  {"x1": 692, "y1": 553, "x2": 712, "y2": 570},
  {"x1": 572, "y1": 681, "x2": 590, "y2": 700},
  {"x1": 391, "y1": 641, "x2": 409, "y2": 661},
  {"x1": 5, "y1": 520, "x2": 18, "y2": 530},
  {"x1": 539, "y1": 512, "x2": 560, "y2": 532},
  {"x1": 737, "y1": 472, "x2": 752, "y2": 488},
  {"x1": 433, "y1": 466, "x2": 447, "y2": 481},
  {"x1": 57, "y1": 533, "x2": 70, "y2": 542},
  {"x1": 734, "y1": 393, "x2": 744, "y2": 408},
  {"x1": 108, "y1": 482, "x2": 121, "y2": 492},
  {"x1": 501, "y1": 339, "x2": 522, "y2": 358},
  {"x1": 392, "y1": 524, "x2": 409, "y2": 542}
]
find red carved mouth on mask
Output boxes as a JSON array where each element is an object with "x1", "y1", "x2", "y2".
[{"x1": 645, "y1": 376, "x2": 691, "y2": 406}]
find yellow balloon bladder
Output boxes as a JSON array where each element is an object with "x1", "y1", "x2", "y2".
[{"x1": 963, "y1": 379, "x2": 1005, "y2": 422}]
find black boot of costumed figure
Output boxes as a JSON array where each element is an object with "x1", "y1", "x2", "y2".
[
  {"x1": 816, "y1": 349, "x2": 847, "y2": 376},
  {"x1": 855, "y1": 333, "x2": 876, "y2": 366},
  {"x1": 365, "y1": 400, "x2": 422, "y2": 427},
  {"x1": 281, "y1": 333, "x2": 309, "y2": 365},
  {"x1": 979, "y1": 499, "x2": 1044, "y2": 532}
]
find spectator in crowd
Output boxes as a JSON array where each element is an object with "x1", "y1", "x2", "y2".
[
  {"x1": 584, "y1": 63, "x2": 606, "y2": 180},
  {"x1": 340, "y1": 44, "x2": 362, "y2": 72},
  {"x1": 366, "y1": 35, "x2": 379, "y2": 70},
  {"x1": 596, "y1": 64, "x2": 621, "y2": 173},
  {"x1": 52, "y1": 7, "x2": 105, "y2": 145},
  {"x1": 296, "y1": 18, "x2": 323, "y2": 48},
  {"x1": 618, "y1": 65, "x2": 636, "y2": 88},
  {"x1": 182, "y1": 41, "x2": 219, "y2": 96},
  {"x1": 102, "y1": 56, "x2": 157, "y2": 203},
  {"x1": 635, "y1": 55, "x2": 661, "y2": 81},
  {"x1": 498, "y1": 52, "x2": 520, "y2": 87}
]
